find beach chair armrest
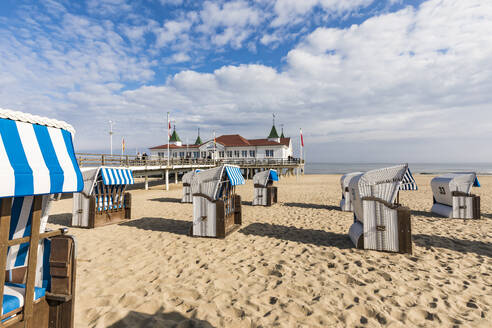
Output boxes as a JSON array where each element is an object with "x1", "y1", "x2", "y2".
[{"x1": 361, "y1": 196, "x2": 399, "y2": 209}]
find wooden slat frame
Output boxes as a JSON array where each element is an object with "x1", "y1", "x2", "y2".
[
  {"x1": 0, "y1": 198, "x2": 12, "y2": 318},
  {"x1": 23, "y1": 195, "x2": 43, "y2": 328}
]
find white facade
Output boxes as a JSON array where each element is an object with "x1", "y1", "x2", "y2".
[{"x1": 150, "y1": 136, "x2": 293, "y2": 160}]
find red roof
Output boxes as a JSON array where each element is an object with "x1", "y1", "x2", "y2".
[
  {"x1": 150, "y1": 135, "x2": 290, "y2": 149},
  {"x1": 249, "y1": 138, "x2": 290, "y2": 147},
  {"x1": 149, "y1": 144, "x2": 200, "y2": 150}
]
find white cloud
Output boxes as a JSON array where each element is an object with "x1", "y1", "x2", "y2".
[
  {"x1": 197, "y1": 1, "x2": 263, "y2": 48},
  {"x1": 270, "y1": 0, "x2": 373, "y2": 27},
  {"x1": 1, "y1": 0, "x2": 492, "y2": 162}
]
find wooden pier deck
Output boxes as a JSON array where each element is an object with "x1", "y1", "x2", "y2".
[{"x1": 76, "y1": 153, "x2": 305, "y2": 190}]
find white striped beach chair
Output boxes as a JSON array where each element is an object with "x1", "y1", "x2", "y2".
[
  {"x1": 182, "y1": 169, "x2": 200, "y2": 203},
  {"x1": 191, "y1": 165, "x2": 244, "y2": 238},
  {"x1": 348, "y1": 164, "x2": 413, "y2": 254},
  {"x1": 430, "y1": 173, "x2": 480, "y2": 219},
  {"x1": 252, "y1": 169, "x2": 279, "y2": 206},
  {"x1": 339, "y1": 172, "x2": 362, "y2": 212},
  {"x1": 0, "y1": 108, "x2": 82, "y2": 327},
  {"x1": 72, "y1": 167, "x2": 134, "y2": 228}
]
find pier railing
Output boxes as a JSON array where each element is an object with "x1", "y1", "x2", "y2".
[{"x1": 76, "y1": 153, "x2": 304, "y2": 168}]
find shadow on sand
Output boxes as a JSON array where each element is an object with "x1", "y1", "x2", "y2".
[
  {"x1": 48, "y1": 213, "x2": 72, "y2": 226},
  {"x1": 410, "y1": 210, "x2": 437, "y2": 218},
  {"x1": 413, "y1": 234, "x2": 492, "y2": 258},
  {"x1": 120, "y1": 217, "x2": 190, "y2": 236},
  {"x1": 239, "y1": 222, "x2": 352, "y2": 249},
  {"x1": 149, "y1": 197, "x2": 183, "y2": 203},
  {"x1": 106, "y1": 308, "x2": 214, "y2": 328},
  {"x1": 283, "y1": 202, "x2": 340, "y2": 210}
]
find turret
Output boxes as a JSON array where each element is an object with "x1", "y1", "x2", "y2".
[
  {"x1": 194, "y1": 128, "x2": 203, "y2": 145},
  {"x1": 170, "y1": 125, "x2": 182, "y2": 146},
  {"x1": 268, "y1": 113, "x2": 280, "y2": 142}
]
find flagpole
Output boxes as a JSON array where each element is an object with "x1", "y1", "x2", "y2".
[
  {"x1": 167, "y1": 112, "x2": 170, "y2": 166},
  {"x1": 213, "y1": 130, "x2": 216, "y2": 164}
]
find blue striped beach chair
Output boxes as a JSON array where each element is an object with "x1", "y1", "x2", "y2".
[
  {"x1": 190, "y1": 165, "x2": 244, "y2": 238},
  {"x1": 0, "y1": 108, "x2": 82, "y2": 327},
  {"x1": 72, "y1": 167, "x2": 134, "y2": 228}
]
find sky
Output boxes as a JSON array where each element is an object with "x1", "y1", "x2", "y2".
[{"x1": 0, "y1": 0, "x2": 491, "y2": 163}]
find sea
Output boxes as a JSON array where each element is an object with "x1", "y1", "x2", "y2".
[{"x1": 304, "y1": 163, "x2": 492, "y2": 175}]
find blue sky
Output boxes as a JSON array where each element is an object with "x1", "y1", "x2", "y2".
[{"x1": 1, "y1": 0, "x2": 491, "y2": 162}]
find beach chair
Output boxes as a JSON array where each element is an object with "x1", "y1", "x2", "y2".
[
  {"x1": 348, "y1": 164, "x2": 412, "y2": 254},
  {"x1": 0, "y1": 108, "x2": 82, "y2": 327},
  {"x1": 181, "y1": 170, "x2": 200, "y2": 203},
  {"x1": 72, "y1": 167, "x2": 134, "y2": 228},
  {"x1": 252, "y1": 169, "x2": 279, "y2": 206},
  {"x1": 430, "y1": 173, "x2": 480, "y2": 219},
  {"x1": 190, "y1": 165, "x2": 244, "y2": 238},
  {"x1": 339, "y1": 172, "x2": 362, "y2": 211}
]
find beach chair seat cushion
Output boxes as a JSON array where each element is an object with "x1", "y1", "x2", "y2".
[{"x1": 2, "y1": 282, "x2": 46, "y2": 316}]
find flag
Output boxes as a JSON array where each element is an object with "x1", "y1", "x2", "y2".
[
  {"x1": 168, "y1": 119, "x2": 171, "y2": 137},
  {"x1": 122, "y1": 137, "x2": 125, "y2": 152},
  {"x1": 214, "y1": 131, "x2": 216, "y2": 145},
  {"x1": 300, "y1": 128, "x2": 304, "y2": 147}
]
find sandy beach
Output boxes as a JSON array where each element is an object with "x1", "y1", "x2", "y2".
[{"x1": 47, "y1": 174, "x2": 492, "y2": 328}]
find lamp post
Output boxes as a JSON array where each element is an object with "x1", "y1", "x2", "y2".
[{"x1": 109, "y1": 120, "x2": 114, "y2": 156}]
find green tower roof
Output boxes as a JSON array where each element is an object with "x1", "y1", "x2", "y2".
[
  {"x1": 280, "y1": 130, "x2": 285, "y2": 138},
  {"x1": 268, "y1": 125, "x2": 279, "y2": 139},
  {"x1": 170, "y1": 126, "x2": 181, "y2": 142},
  {"x1": 194, "y1": 135, "x2": 202, "y2": 145}
]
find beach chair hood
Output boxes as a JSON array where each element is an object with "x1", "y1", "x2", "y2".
[
  {"x1": 81, "y1": 166, "x2": 134, "y2": 196},
  {"x1": 349, "y1": 164, "x2": 408, "y2": 223},
  {"x1": 340, "y1": 172, "x2": 363, "y2": 192},
  {"x1": 191, "y1": 165, "x2": 244, "y2": 200},
  {"x1": 400, "y1": 168, "x2": 418, "y2": 191},
  {"x1": 431, "y1": 172, "x2": 478, "y2": 206},
  {"x1": 182, "y1": 169, "x2": 201, "y2": 185},
  {"x1": 253, "y1": 169, "x2": 278, "y2": 187},
  {"x1": 0, "y1": 108, "x2": 83, "y2": 198}
]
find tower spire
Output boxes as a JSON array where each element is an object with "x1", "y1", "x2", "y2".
[
  {"x1": 280, "y1": 124, "x2": 285, "y2": 138},
  {"x1": 194, "y1": 127, "x2": 203, "y2": 145}
]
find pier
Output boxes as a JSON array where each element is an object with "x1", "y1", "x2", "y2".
[{"x1": 76, "y1": 153, "x2": 305, "y2": 190}]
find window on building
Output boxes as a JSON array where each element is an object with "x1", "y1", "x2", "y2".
[
  {"x1": 234, "y1": 150, "x2": 240, "y2": 157},
  {"x1": 179, "y1": 152, "x2": 185, "y2": 158},
  {"x1": 186, "y1": 152, "x2": 191, "y2": 158},
  {"x1": 201, "y1": 152, "x2": 206, "y2": 158},
  {"x1": 173, "y1": 152, "x2": 177, "y2": 158},
  {"x1": 219, "y1": 151, "x2": 225, "y2": 158},
  {"x1": 265, "y1": 149, "x2": 274, "y2": 157},
  {"x1": 194, "y1": 152, "x2": 199, "y2": 158},
  {"x1": 249, "y1": 150, "x2": 255, "y2": 157},
  {"x1": 241, "y1": 150, "x2": 248, "y2": 157},
  {"x1": 227, "y1": 151, "x2": 233, "y2": 157}
]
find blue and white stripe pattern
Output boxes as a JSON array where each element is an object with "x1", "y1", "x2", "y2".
[
  {"x1": 2, "y1": 282, "x2": 46, "y2": 316},
  {"x1": 100, "y1": 167, "x2": 134, "y2": 185},
  {"x1": 0, "y1": 112, "x2": 83, "y2": 198},
  {"x1": 399, "y1": 168, "x2": 418, "y2": 191},
  {"x1": 224, "y1": 166, "x2": 245, "y2": 186},
  {"x1": 5, "y1": 197, "x2": 52, "y2": 288}
]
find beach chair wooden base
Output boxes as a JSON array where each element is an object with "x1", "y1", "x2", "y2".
[
  {"x1": 349, "y1": 198, "x2": 412, "y2": 254},
  {"x1": 88, "y1": 193, "x2": 132, "y2": 228},
  {"x1": 253, "y1": 186, "x2": 277, "y2": 206},
  {"x1": 1, "y1": 226, "x2": 76, "y2": 328},
  {"x1": 190, "y1": 195, "x2": 242, "y2": 238}
]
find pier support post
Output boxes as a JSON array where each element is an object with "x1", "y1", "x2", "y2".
[
  {"x1": 175, "y1": 171, "x2": 178, "y2": 184},
  {"x1": 165, "y1": 170, "x2": 169, "y2": 191},
  {"x1": 144, "y1": 173, "x2": 149, "y2": 190}
]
